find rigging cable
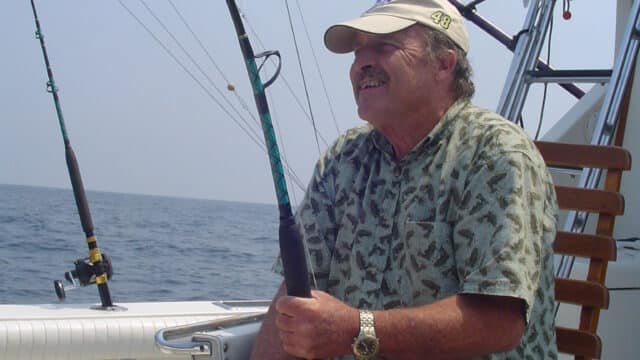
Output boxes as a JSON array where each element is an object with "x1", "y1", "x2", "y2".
[
  {"x1": 117, "y1": 0, "x2": 306, "y2": 191},
  {"x1": 284, "y1": 0, "x2": 322, "y2": 155},
  {"x1": 294, "y1": 0, "x2": 341, "y2": 136}
]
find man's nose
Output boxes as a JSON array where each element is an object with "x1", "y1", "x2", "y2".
[{"x1": 353, "y1": 47, "x2": 376, "y2": 70}]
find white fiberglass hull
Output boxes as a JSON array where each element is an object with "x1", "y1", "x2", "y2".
[
  {"x1": 1, "y1": 247, "x2": 638, "y2": 359},
  {"x1": 0, "y1": 300, "x2": 268, "y2": 360}
]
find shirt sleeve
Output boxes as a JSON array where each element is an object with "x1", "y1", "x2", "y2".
[
  {"x1": 452, "y1": 150, "x2": 550, "y2": 321},
  {"x1": 272, "y1": 156, "x2": 337, "y2": 291}
]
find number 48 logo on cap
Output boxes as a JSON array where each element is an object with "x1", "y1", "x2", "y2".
[{"x1": 431, "y1": 10, "x2": 452, "y2": 29}]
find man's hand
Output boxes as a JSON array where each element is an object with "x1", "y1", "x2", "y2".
[{"x1": 275, "y1": 290, "x2": 359, "y2": 359}]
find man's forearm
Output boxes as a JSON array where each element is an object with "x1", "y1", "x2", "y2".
[
  {"x1": 375, "y1": 294, "x2": 526, "y2": 359},
  {"x1": 252, "y1": 285, "x2": 525, "y2": 359}
]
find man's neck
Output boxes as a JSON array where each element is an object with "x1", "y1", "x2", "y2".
[{"x1": 377, "y1": 98, "x2": 456, "y2": 160}]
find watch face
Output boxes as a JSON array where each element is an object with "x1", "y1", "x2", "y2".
[{"x1": 354, "y1": 335, "x2": 379, "y2": 357}]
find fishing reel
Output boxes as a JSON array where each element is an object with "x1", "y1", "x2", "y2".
[{"x1": 54, "y1": 253, "x2": 114, "y2": 301}]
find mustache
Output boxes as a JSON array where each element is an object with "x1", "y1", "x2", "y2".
[{"x1": 357, "y1": 66, "x2": 388, "y2": 83}]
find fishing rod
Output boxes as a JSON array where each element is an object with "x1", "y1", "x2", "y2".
[
  {"x1": 226, "y1": 0, "x2": 311, "y2": 298},
  {"x1": 29, "y1": 0, "x2": 119, "y2": 310}
]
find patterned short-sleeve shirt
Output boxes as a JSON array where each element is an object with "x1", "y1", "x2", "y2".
[{"x1": 280, "y1": 100, "x2": 558, "y2": 359}]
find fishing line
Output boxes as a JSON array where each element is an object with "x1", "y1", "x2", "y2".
[
  {"x1": 268, "y1": 91, "x2": 299, "y2": 206},
  {"x1": 138, "y1": 0, "x2": 264, "y2": 140},
  {"x1": 239, "y1": 6, "x2": 331, "y2": 148},
  {"x1": 284, "y1": 0, "x2": 322, "y2": 156},
  {"x1": 266, "y1": 89, "x2": 307, "y2": 194},
  {"x1": 166, "y1": 0, "x2": 260, "y2": 130},
  {"x1": 119, "y1": 1, "x2": 307, "y2": 192},
  {"x1": 116, "y1": 1, "x2": 269, "y2": 163},
  {"x1": 294, "y1": 0, "x2": 341, "y2": 136}
]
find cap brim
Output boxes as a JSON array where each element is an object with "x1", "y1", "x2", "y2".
[{"x1": 324, "y1": 14, "x2": 417, "y2": 54}]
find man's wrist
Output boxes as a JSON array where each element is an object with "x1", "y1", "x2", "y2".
[{"x1": 352, "y1": 309, "x2": 380, "y2": 359}]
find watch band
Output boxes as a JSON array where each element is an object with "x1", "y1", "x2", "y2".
[
  {"x1": 353, "y1": 309, "x2": 379, "y2": 359},
  {"x1": 359, "y1": 310, "x2": 376, "y2": 337}
]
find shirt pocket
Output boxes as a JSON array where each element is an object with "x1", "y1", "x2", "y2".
[{"x1": 399, "y1": 220, "x2": 459, "y2": 304}]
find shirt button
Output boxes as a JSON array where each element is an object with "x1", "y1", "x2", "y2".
[{"x1": 393, "y1": 166, "x2": 401, "y2": 177}]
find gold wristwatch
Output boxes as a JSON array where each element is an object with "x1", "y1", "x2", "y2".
[{"x1": 352, "y1": 309, "x2": 379, "y2": 359}]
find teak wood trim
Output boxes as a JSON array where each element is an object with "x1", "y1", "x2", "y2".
[
  {"x1": 553, "y1": 231, "x2": 617, "y2": 261},
  {"x1": 534, "y1": 140, "x2": 631, "y2": 359},
  {"x1": 554, "y1": 186, "x2": 625, "y2": 215},
  {"x1": 535, "y1": 141, "x2": 631, "y2": 170},
  {"x1": 555, "y1": 278, "x2": 610, "y2": 309},
  {"x1": 556, "y1": 326, "x2": 602, "y2": 359}
]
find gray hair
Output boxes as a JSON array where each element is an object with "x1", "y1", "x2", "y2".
[{"x1": 422, "y1": 26, "x2": 475, "y2": 100}]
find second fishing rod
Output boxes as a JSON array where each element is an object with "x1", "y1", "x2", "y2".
[{"x1": 30, "y1": 0, "x2": 118, "y2": 309}]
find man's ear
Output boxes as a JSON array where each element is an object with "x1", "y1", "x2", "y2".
[{"x1": 435, "y1": 49, "x2": 457, "y2": 81}]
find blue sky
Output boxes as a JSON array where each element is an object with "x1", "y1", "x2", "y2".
[{"x1": 0, "y1": 1, "x2": 614, "y2": 204}]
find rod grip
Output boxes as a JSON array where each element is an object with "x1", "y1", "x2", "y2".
[
  {"x1": 65, "y1": 145, "x2": 94, "y2": 235},
  {"x1": 279, "y1": 215, "x2": 311, "y2": 298}
]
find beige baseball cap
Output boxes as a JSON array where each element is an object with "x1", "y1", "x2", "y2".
[{"x1": 324, "y1": 0, "x2": 469, "y2": 54}]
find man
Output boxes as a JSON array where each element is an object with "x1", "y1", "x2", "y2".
[{"x1": 252, "y1": 0, "x2": 558, "y2": 358}]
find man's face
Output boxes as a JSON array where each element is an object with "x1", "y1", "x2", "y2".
[{"x1": 349, "y1": 26, "x2": 435, "y2": 127}]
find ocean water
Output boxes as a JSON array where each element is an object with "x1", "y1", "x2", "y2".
[{"x1": 0, "y1": 184, "x2": 282, "y2": 304}]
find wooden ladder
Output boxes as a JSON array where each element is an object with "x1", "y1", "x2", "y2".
[{"x1": 535, "y1": 141, "x2": 632, "y2": 359}]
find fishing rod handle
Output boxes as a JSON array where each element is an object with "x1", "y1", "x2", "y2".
[{"x1": 280, "y1": 215, "x2": 311, "y2": 298}]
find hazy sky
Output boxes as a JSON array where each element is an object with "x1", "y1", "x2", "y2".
[{"x1": 0, "y1": 1, "x2": 615, "y2": 204}]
